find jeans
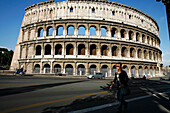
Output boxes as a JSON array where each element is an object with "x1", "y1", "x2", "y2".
[{"x1": 117, "y1": 89, "x2": 127, "y2": 111}]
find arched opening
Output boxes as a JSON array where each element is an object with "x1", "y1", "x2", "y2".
[
  {"x1": 138, "y1": 49, "x2": 142, "y2": 58},
  {"x1": 151, "y1": 38, "x2": 153, "y2": 45},
  {"x1": 129, "y1": 31, "x2": 133, "y2": 40},
  {"x1": 131, "y1": 66, "x2": 136, "y2": 78},
  {"x1": 78, "y1": 26, "x2": 86, "y2": 35},
  {"x1": 121, "y1": 47, "x2": 127, "y2": 57},
  {"x1": 150, "y1": 67, "x2": 153, "y2": 77},
  {"x1": 67, "y1": 25, "x2": 74, "y2": 35},
  {"x1": 153, "y1": 52, "x2": 156, "y2": 60},
  {"x1": 101, "y1": 27, "x2": 107, "y2": 36},
  {"x1": 44, "y1": 64, "x2": 50, "y2": 73},
  {"x1": 136, "y1": 32, "x2": 140, "y2": 41},
  {"x1": 149, "y1": 51, "x2": 152, "y2": 60},
  {"x1": 34, "y1": 64, "x2": 40, "y2": 73},
  {"x1": 90, "y1": 26, "x2": 96, "y2": 35},
  {"x1": 90, "y1": 44, "x2": 96, "y2": 55},
  {"x1": 45, "y1": 44, "x2": 51, "y2": 55},
  {"x1": 112, "y1": 65, "x2": 117, "y2": 77},
  {"x1": 38, "y1": 28, "x2": 43, "y2": 37},
  {"x1": 78, "y1": 44, "x2": 85, "y2": 55},
  {"x1": 153, "y1": 67, "x2": 156, "y2": 77},
  {"x1": 55, "y1": 44, "x2": 62, "y2": 55},
  {"x1": 112, "y1": 46, "x2": 117, "y2": 56},
  {"x1": 147, "y1": 36, "x2": 150, "y2": 44},
  {"x1": 90, "y1": 65, "x2": 97, "y2": 75},
  {"x1": 66, "y1": 44, "x2": 74, "y2": 55},
  {"x1": 65, "y1": 64, "x2": 73, "y2": 75},
  {"x1": 101, "y1": 65, "x2": 108, "y2": 76},
  {"x1": 145, "y1": 66, "x2": 148, "y2": 77},
  {"x1": 56, "y1": 26, "x2": 63, "y2": 35},
  {"x1": 139, "y1": 66, "x2": 143, "y2": 78},
  {"x1": 54, "y1": 64, "x2": 61, "y2": 74},
  {"x1": 120, "y1": 29, "x2": 125, "y2": 38},
  {"x1": 123, "y1": 65, "x2": 128, "y2": 74},
  {"x1": 47, "y1": 26, "x2": 53, "y2": 36},
  {"x1": 144, "y1": 50, "x2": 147, "y2": 59},
  {"x1": 130, "y1": 48, "x2": 135, "y2": 58},
  {"x1": 77, "y1": 64, "x2": 85, "y2": 75},
  {"x1": 101, "y1": 45, "x2": 108, "y2": 56},
  {"x1": 36, "y1": 45, "x2": 41, "y2": 55},
  {"x1": 142, "y1": 34, "x2": 145, "y2": 43},
  {"x1": 111, "y1": 28, "x2": 116, "y2": 37}
]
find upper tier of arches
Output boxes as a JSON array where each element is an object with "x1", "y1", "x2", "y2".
[{"x1": 24, "y1": 0, "x2": 159, "y2": 36}]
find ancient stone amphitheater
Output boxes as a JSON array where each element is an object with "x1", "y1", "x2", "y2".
[{"x1": 10, "y1": 0, "x2": 163, "y2": 78}]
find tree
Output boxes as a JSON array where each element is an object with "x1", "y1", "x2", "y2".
[{"x1": 0, "y1": 48, "x2": 13, "y2": 70}]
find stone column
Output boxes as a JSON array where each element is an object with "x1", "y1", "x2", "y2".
[
  {"x1": 136, "y1": 66, "x2": 139, "y2": 78},
  {"x1": 117, "y1": 28, "x2": 121, "y2": 38},
  {"x1": 127, "y1": 46, "x2": 130, "y2": 58},
  {"x1": 53, "y1": 25, "x2": 56, "y2": 37},
  {"x1": 63, "y1": 62, "x2": 65, "y2": 74},
  {"x1": 41, "y1": 61, "x2": 43, "y2": 74},
  {"x1": 109, "y1": 44, "x2": 112, "y2": 57},
  {"x1": 98, "y1": 43, "x2": 101, "y2": 57},
  {"x1": 50, "y1": 61, "x2": 53, "y2": 74},
  {"x1": 108, "y1": 25, "x2": 111, "y2": 38},
  {"x1": 74, "y1": 62, "x2": 77, "y2": 76},
  {"x1": 43, "y1": 25, "x2": 47, "y2": 37},
  {"x1": 109, "y1": 63, "x2": 112, "y2": 77},
  {"x1": 64, "y1": 23, "x2": 67, "y2": 36},
  {"x1": 98, "y1": 24, "x2": 100, "y2": 37},
  {"x1": 51, "y1": 42, "x2": 54, "y2": 57},
  {"x1": 86, "y1": 62, "x2": 89, "y2": 75},
  {"x1": 118, "y1": 45, "x2": 121, "y2": 58},
  {"x1": 42, "y1": 43, "x2": 44, "y2": 58},
  {"x1": 86, "y1": 42, "x2": 90, "y2": 56},
  {"x1": 63, "y1": 42, "x2": 66, "y2": 56},
  {"x1": 133, "y1": 32, "x2": 136, "y2": 41},
  {"x1": 139, "y1": 33, "x2": 142, "y2": 42},
  {"x1": 75, "y1": 23, "x2": 78, "y2": 36},
  {"x1": 126, "y1": 29, "x2": 129, "y2": 40},
  {"x1": 75, "y1": 42, "x2": 77, "y2": 56}
]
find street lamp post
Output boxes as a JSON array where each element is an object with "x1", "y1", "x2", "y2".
[{"x1": 156, "y1": 0, "x2": 170, "y2": 40}]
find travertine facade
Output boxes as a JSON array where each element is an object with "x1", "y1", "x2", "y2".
[{"x1": 10, "y1": 0, "x2": 163, "y2": 77}]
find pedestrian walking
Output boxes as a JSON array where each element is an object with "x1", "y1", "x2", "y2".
[{"x1": 110, "y1": 62, "x2": 130, "y2": 113}]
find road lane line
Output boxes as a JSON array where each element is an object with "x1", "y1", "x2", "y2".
[{"x1": 1, "y1": 91, "x2": 108, "y2": 113}]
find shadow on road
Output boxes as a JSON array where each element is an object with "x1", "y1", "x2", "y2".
[
  {"x1": 41, "y1": 79, "x2": 170, "y2": 113},
  {"x1": 0, "y1": 80, "x2": 88, "y2": 96}
]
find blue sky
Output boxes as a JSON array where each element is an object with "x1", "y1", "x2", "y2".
[{"x1": 0, "y1": 0, "x2": 169, "y2": 66}]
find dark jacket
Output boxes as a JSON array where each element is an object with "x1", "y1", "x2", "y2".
[{"x1": 113, "y1": 70, "x2": 129, "y2": 89}]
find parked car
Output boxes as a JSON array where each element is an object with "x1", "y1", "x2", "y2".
[{"x1": 87, "y1": 73, "x2": 105, "y2": 79}]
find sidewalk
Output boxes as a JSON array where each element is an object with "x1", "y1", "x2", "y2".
[{"x1": 69, "y1": 91, "x2": 170, "y2": 113}]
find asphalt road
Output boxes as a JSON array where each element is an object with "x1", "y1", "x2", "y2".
[
  {"x1": 0, "y1": 75, "x2": 170, "y2": 113},
  {"x1": 0, "y1": 75, "x2": 111, "y2": 113}
]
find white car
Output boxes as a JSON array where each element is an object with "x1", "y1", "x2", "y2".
[{"x1": 87, "y1": 73, "x2": 105, "y2": 79}]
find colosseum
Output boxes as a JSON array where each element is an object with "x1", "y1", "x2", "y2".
[{"x1": 10, "y1": 0, "x2": 163, "y2": 78}]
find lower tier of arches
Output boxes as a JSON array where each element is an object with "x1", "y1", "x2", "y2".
[{"x1": 18, "y1": 59, "x2": 162, "y2": 78}]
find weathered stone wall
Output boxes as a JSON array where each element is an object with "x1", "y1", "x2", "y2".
[{"x1": 10, "y1": 0, "x2": 163, "y2": 77}]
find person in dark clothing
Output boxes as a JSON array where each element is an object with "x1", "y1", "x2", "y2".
[{"x1": 110, "y1": 62, "x2": 129, "y2": 113}]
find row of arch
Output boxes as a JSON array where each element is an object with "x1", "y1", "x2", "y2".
[
  {"x1": 35, "y1": 44, "x2": 160, "y2": 60},
  {"x1": 24, "y1": 0, "x2": 158, "y2": 35},
  {"x1": 34, "y1": 63, "x2": 159, "y2": 78},
  {"x1": 36, "y1": 25, "x2": 159, "y2": 47}
]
